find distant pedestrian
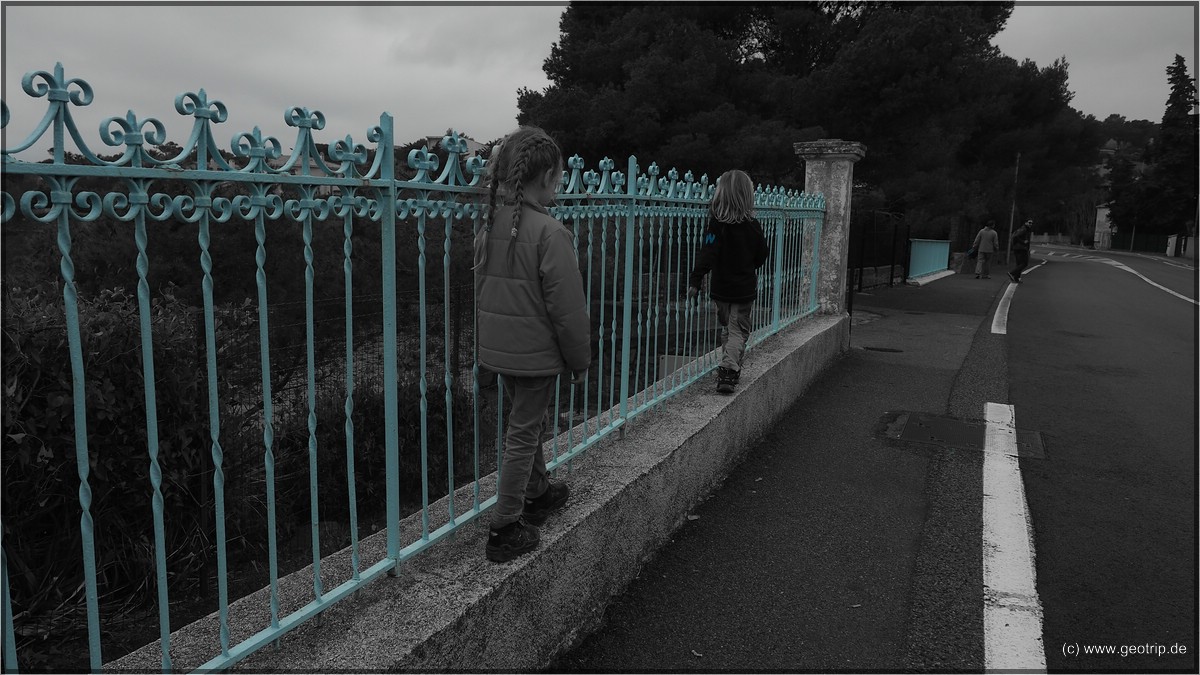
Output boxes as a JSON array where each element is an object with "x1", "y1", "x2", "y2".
[
  {"x1": 972, "y1": 220, "x2": 1000, "y2": 278},
  {"x1": 1009, "y1": 219, "x2": 1033, "y2": 283},
  {"x1": 473, "y1": 126, "x2": 591, "y2": 562},
  {"x1": 687, "y1": 169, "x2": 770, "y2": 394}
]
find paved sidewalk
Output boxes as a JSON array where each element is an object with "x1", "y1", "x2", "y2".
[{"x1": 554, "y1": 272, "x2": 1013, "y2": 672}]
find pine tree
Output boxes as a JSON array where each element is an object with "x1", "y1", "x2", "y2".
[{"x1": 1151, "y1": 55, "x2": 1198, "y2": 235}]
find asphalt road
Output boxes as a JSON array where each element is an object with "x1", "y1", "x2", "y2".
[
  {"x1": 550, "y1": 246, "x2": 1197, "y2": 673},
  {"x1": 1009, "y1": 248, "x2": 1197, "y2": 672}
]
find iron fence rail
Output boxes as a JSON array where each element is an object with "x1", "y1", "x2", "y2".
[{"x1": 1, "y1": 63, "x2": 825, "y2": 673}]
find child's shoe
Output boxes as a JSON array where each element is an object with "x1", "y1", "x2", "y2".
[
  {"x1": 486, "y1": 518, "x2": 540, "y2": 562},
  {"x1": 716, "y1": 367, "x2": 738, "y2": 394},
  {"x1": 523, "y1": 482, "x2": 570, "y2": 526}
]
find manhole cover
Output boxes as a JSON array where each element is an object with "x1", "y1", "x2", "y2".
[{"x1": 879, "y1": 412, "x2": 1045, "y2": 459}]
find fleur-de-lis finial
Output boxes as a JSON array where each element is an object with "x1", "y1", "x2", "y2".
[
  {"x1": 100, "y1": 110, "x2": 168, "y2": 167},
  {"x1": 441, "y1": 130, "x2": 468, "y2": 156},
  {"x1": 330, "y1": 134, "x2": 369, "y2": 167},
  {"x1": 407, "y1": 146, "x2": 440, "y2": 183},
  {"x1": 286, "y1": 107, "x2": 326, "y2": 130},
  {"x1": 233, "y1": 126, "x2": 283, "y2": 171},
  {"x1": 175, "y1": 88, "x2": 228, "y2": 123},
  {"x1": 22, "y1": 62, "x2": 94, "y2": 107}
]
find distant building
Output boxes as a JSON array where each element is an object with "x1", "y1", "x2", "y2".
[
  {"x1": 1092, "y1": 138, "x2": 1151, "y2": 250},
  {"x1": 424, "y1": 135, "x2": 487, "y2": 157},
  {"x1": 1093, "y1": 204, "x2": 1113, "y2": 250}
]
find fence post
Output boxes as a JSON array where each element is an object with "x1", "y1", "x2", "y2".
[
  {"x1": 379, "y1": 113, "x2": 401, "y2": 573},
  {"x1": 619, "y1": 156, "x2": 637, "y2": 430},
  {"x1": 771, "y1": 215, "x2": 785, "y2": 332},
  {"x1": 793, "y1": 139, "x2": 866, "y2": 315}
]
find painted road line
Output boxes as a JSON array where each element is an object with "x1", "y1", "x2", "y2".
[
  {"x1": 992, "y1": 283, "x2": 1017, "y2": 335},
  {"x1": 982, "y1": 402, "x2": 1046, "y2": 673},
  {"x1": 990, "y1": 261, "x2": 1046, "y2": 335},
  {"x1": 1098, "y1": 259, "x2": 1198, "y2": 306}
]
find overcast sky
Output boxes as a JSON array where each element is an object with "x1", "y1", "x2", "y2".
[{"x1": 2, "y1": 2, "x2": 1196, "y2": 161}]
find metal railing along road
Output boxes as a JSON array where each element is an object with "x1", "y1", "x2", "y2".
[
  {"x1": 907, "y1": 238, "x2": 952, "y2": 280},
  {"x1": 0, "y1": 63, "x2": 825, "y2": 672}
]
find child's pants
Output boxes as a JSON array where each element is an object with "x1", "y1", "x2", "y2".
[
  {"x1": 716, "y1": 300, "x2": 754, "y2": 371},
  {"x1": 491, "y1": 373, "x2": 556, "y2": 529}
]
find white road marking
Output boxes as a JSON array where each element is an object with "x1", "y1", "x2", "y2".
[
  {"x1": 1096, "y1": 259, "x2": 1198, "y2": 306},
  {"x1": 990, "y1": 261, "x2": 1046, "y2": 335},
  {"x1": 1123, "y1": 250, "x2": 1197, "y2": 270},
  {"x1": 992, "y1": 283, "x2": 1016, "y2": 335},
  {"x1": 983, "y1": 402, "x2": 1046, "y2": 673}
]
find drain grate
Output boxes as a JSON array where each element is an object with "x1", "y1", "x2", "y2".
[
  {"x1": 863, "y1": 346, "x2": 904, "y2": 353},
  {"x1": 879, "y1": 411, "x2": 1045, "y2": 459}
]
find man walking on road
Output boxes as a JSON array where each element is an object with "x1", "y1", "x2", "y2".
[
  {"x1": 972, "y1": 220, "x2": 1000, "y2": 278},
  {"x1": 1009, "y1": 219, "x2": 1033, "y2": 283}
]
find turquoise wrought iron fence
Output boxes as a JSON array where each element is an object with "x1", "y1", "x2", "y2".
[{"x1": 0, "y1": 63, "x2": 825, "y2": 673}]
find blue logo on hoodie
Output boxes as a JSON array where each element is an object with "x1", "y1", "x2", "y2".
[{"x1": 705, "y1": 233, "x2": 716, "y2": 244}]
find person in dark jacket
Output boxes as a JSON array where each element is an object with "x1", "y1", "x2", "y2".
[
  {"x1": 1009, "y1": 218, "x2": 1033, "y2": 283},
  {"x1": 687, "y1": 169, "x2": 769, "y2": 393}
]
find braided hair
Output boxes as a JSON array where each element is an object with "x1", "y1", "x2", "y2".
[{"x1": 473, "y1": 126, "x2": 563, "y2": 271}]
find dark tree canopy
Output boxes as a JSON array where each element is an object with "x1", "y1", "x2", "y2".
[{"x1": 519, "y1": 1, "x2": 1112, "y2": 239}]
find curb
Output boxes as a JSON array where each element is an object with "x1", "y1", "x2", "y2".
[{"x1": 907, "y1": 269, "x2": 957, "y2": 286}]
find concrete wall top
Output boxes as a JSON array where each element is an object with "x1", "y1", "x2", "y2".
[{"x1": 793, "y1": 139, "x2": 868, "y2": 162}]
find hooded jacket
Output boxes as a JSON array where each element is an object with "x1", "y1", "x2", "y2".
[
  {"x1": 474, "y1": 200, "x2": 591, "y2": 377},
  {"x1": 688, "y1": 216, "x2": 770, "y2": 303}
]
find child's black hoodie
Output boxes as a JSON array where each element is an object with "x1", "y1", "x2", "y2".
[{"x1": 689, "y1": 216, "x2": 770, "y2": 303}]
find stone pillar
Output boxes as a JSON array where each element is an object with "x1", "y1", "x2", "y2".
[{"x1": 794, "y1": 139, "x2": 867, "y2": 315}]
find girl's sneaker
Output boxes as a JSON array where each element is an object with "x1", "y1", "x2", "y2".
[
  {"x1": 523, "y1": 482, "x2": 570, "y2": 526},
  {"x1": 716, "y1": 367, "x2": 738, "y2": 393},
  {"x1": 486, "y1": 518, "x2": 540, "y2": 562}
]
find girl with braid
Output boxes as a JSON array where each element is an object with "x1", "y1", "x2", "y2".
[{"x1": 473, "y1": 126, "x2": 591, "y2": 562}]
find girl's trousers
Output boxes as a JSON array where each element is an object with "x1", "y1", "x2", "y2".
[{"x1": 491, "y1": 374, "x2": 556, "y2": 528}]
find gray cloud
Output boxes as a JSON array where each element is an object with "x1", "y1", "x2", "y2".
[
  {"x1": 4, "y1": 2, "x2": 1195, "y2": 162},
  {"x1": 993, "y1": 4, "x2": 1196, "y2": 122},
  {"x1": 3, "y1": 3, "x2": 566, "y2": 159}
]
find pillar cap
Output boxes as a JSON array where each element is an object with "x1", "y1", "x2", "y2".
[{"x1": 793, "y1": 139, "x2": 867, "y2": 162}]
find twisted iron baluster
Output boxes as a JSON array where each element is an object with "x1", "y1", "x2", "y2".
[
  {"x1": 442, "y1": 204, "x2": 455, "y2": 523},
  {"x1": 417, "y1": 205, "x2": 430, "y2": 540},
  {"x1": 197, "y1": 204, "x2": 232, "y2": 656},
  {"x1": 53, "y1": 182, "x2": 104, "y2": 671},
  {"x1": 608, "y1": 205, "x2": 620, "y2": 423},
  {"x1": 133, "y1": 192, "x2": 172, "y2": 671},
  {"x1": 342, "y1": 198, "x2": 361, "y2": 580},
  {"x1": 252, "y1": 195, "x2": 281, "y2": 630},
  {"x1": 634, "y1": 208, "x2": 646, "y2": 409},
  {"x1": 596, "y1": 211, "x2": 608, "y2": 427},
  {"x1": 662, "y1": 208, "x2": 677, "y2": 396},
  {"x1": 301, "y1": 201, "x2": 322, "y2": 601}
]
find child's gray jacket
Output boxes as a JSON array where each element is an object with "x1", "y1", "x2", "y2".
[{"x1": 474, "y1": 200, "x2": 592, "y2": 377}]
